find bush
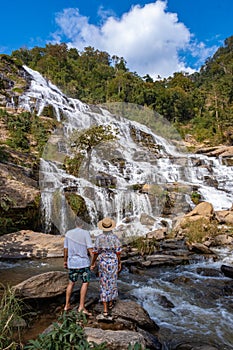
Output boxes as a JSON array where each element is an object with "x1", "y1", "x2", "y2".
[
  {"x1": 25, "y1": 310, "x2": 107, "y2": 350},
  {"x1": 183, "y1": 218, "x2": 219, "y2": 243}
]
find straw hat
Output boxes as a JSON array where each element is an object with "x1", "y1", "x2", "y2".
[{"x1": 98, "y1": 217, "x2": 116, "y2": 231}]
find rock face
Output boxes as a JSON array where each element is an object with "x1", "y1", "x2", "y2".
[
  {"x1": 0, "y1": 57, "x2": 40, "y2": 234},
  {"x1": 0, "y1": 155, "x2": 40, "y2": 234},
  {"x1": 14, "y1": 271, "x2": 68, "y2": 298},
  {"x1": 0, "y1": 230, "x2": 64, "y2": 258}
]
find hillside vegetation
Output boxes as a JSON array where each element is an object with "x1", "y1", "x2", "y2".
[{"x1": 10, "y1": 35, "x2": 233, "y2": 146}]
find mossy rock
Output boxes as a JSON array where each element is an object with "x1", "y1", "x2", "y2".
[{"x1": 65, "y1": 193, "x2": 91, "y2": 224}]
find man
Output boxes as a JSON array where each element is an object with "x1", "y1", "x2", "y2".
[{"x1": 63, "y1": 220, "x2": 93, "y2": 315}]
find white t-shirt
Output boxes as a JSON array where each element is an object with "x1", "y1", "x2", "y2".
[{"x1": 64, "y1": 227, "x2": 93, "y2": 269}]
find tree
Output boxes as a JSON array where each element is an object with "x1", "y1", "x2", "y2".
[{"x1": 68, "y1": 125, "x2": 118, "y2": 178}]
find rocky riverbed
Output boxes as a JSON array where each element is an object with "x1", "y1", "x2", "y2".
[{"x1": 1, "y1": 222, "x2": 233, "y2": 349}]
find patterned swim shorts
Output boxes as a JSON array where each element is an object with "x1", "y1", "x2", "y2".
[{"x1": 68, "y1": 267, "x2": 91, "y2": 283}]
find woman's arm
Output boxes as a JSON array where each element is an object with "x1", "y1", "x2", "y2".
[{"x1": 117, "y1": 253, "x2": 122, "y2": 272}]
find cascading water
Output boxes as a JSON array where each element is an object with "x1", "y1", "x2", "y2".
[{"x1": 18, "y1": 66, "x2": 233, "y2": 238}]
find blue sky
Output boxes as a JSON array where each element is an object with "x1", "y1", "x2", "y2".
[{"x1": 1, "y1": 0, "x2": 232, "y2": 78}]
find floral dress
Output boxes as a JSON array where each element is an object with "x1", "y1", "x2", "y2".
[{"x1": 93, "y1": 232, "x2": 121, "y2": 302}]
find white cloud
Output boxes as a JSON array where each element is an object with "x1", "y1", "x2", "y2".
[
  {"x1": 52, "y1": 0, "x2": 213, "y2": 79},
  {"x1": 187, "y1": 40, "x2": 218, "y2": 67}
]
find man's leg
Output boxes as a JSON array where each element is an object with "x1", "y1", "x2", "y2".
[
  {"x1": 78, "y1": 282, "x2": 89, "y2": 311},
  {"x1": 64, "y1": 281, "x2": 75, "y2": 310}
]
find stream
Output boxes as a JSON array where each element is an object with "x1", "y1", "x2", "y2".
[{"x1": 1, "y1": 248, "x2": 233, "y2": 349}]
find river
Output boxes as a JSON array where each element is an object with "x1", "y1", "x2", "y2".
[{"x1": 1, "y1": 247, "x2": 233, "y2": 349}]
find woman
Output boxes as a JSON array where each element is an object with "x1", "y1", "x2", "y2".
[{"x1": 90, "y1": 217, "x2": 121, "y2": 316}]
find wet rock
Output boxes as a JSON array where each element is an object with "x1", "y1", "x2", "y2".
[
  {"x1": 140, "y1": 213, "x2": 156, "y2": 226},
  {"x1": 220, "y1": 265, "x2": 233, "y2": 279},
  {"x1": 128, "y1": 265, "x2": 145, "y2": 275},
  {"x1": 137, "y1": 327, "x2": 162, "y2": 350},
  {"x1": 188, "y1": 243, "x2": 215, "y2": 255},
  {"x1": 196, "y1": 268, "x2": 223, "y2": 277},
  {"x1": 156, "y1": 294, "x2": 175, "y2": 309},
  {"x1": 175, "y1": 343, "x2": 219, "y2": 350},
  {"x1": 159, "y1": 239, "x2": 187, "y2": 251},
  {"x1": 171, "y1": 276, "x2": 191, "y2": 285}
]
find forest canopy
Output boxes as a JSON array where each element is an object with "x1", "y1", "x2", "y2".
[{"x1": 11, "y1": 35, "x2": 233, "y2": 145}]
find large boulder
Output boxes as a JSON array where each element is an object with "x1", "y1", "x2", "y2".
[
  {"x1": 185, "y1": 202, "x2": 214, "y2": 218},
  {"x1": 174, "y1": 202, "x2": 214, "y2": 232},
  {"x1": 0, "y1": 230, "x2": 64, "y2": 258},
  {"x1": 13, "y1": 271, "x2": 68, "y2": 298}
]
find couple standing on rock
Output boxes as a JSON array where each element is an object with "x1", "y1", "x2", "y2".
[{"x1": 63, "y1": 217, "x2": 122, "y2": 317}]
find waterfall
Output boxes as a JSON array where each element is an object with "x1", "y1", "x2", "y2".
[{"x1": 18, "y1": 66, "x2": 233, "y2": 236}]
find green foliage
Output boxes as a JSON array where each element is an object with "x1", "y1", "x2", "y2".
[
  {"x1": 25, "y1": 310, "x2": 107, "y2": 350},
  {"x1": 0, "y1": 194, "x2": 16, "y2": 211},
  {"x1": 64, "y1": 193, "x2": 90, "y2": 224},
  {"x1": 131, "y1": 236, "x2": 159, "y2": 256},
  {"x1": 3, "y1": 110, "x2": 31, "y2": 150},
  {"x1": 191, "y1": 191, "x2": 201, "y2": 205},
  {"x1": 64, "y1": 153, "x2": 85, "y2": 177},
  {"x1": 65, "y1": 193, "x2": 83, "y2": 214},
  {"x1": 0, "y1": 108, "x2": 56, "y2": 155},
  {"x1": 31, "y1": 114, "x2": 58, "y2": 155},
  {"x1": 41, "y1": 105, "x2": 56, "y2": 118},
  {"x1": 69, "y1": 125, "x2": 117, "y2": 154},
  {"x1": 0, "y1": 145, "x2": 9, "y2": 161},
  {"x1": 0, "y1": 284, "x2": 24, "y2": 350},
  {"x1": 0, "y1": 217, "x2": 14, "y2": 235}
]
